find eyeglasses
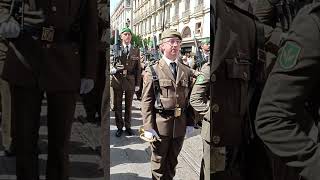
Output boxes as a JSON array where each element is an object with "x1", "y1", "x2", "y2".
[{"x1": 164, "y1": 39, "x2": 182, "y2": 45}]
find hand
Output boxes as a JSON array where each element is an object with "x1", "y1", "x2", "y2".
[
  {"x1": 135, "y1": 86, "x2": 140, "y2": 92},
  {"x1": 145, "y1": 129, "x2": 160, "y2": 139},
  {"x1": 110, "y1": 67, "x2": 117, "y2": 75},
  {"x1": 185, "y1": 126, "x2": 194, "y2": 138},
  {"x1": 80, "y1": 78, "x2": 94, "y2": 94}
]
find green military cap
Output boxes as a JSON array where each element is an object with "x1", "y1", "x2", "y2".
[
  {"x1": 201, "y1": 38, "x2": 210, "y2": 44},
  {"x1": 161, "y1": 29, "x2": 182, "y2": 40},
  {"x1": 121, "y1": 27, "x2": 132, "y2": 34}
]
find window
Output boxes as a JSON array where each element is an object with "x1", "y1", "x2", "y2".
[
  {"x1": 175, "y1": 2, "x2": 179, "y2": 15},
  {"x1": 185, "y1": 0, "x2": 190, "y2": 10},
  {"x1": 195, "y1": 22, "x2": 202, "y2": 34}
]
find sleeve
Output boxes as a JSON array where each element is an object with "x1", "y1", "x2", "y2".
[
  {"x1": 141, "y1": 66, "x2": 155, "y2": 131},
  {"x1": 190, "y1": 65, "x2": 210, "y2": 117},
  {"x1": 255, "y1": 12, "x2": 320, "y2": 180},
  {"x1": 135, "y1": 49, "x2": 142, "y2": 87},
  {"x1": 82, "y1": 0, "x2": 98, "y2": 80}
]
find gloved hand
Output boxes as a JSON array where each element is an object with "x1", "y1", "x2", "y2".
[
  {"x1": 0, "y1": 17, "x2": 20, "y2": 38},
  {"x1": 185, "y1": 126, "x2": 194, "y2": 138},
  {"x1": 80, "y1": 78, "x2": 94, "y2": 94},
  {"x1": 110, "y1": 67, "x2": 117, "y2": 75},
  {"x1": 135, "y1": 86, "x2": 140, "y2": 92},
  {"x1": 144, "y1": 129, "x2": 160, "y2": 139}
]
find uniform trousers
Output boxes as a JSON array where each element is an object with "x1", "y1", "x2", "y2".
[
  {"x1": 150, "y1": 136, "x2": 184, "y2": 180},
  {"x1": 12, "y1": 86, "x2": 76, "y2": 180}
]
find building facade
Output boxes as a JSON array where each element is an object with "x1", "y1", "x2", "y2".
[
  {"x1": 111, "y1": 0, "x2": 133, "y2": 36},
  {"x1": 132, "y1": 0, "x2": 210, "y2": 54}
]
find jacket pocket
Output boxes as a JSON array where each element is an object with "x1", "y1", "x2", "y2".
[{"x1": 225, "y1": 58, "x2": 251, "y2": 116}]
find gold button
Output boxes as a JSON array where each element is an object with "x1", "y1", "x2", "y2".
[
  {"x1": 52, "y1": 6, "x2": 57, "y2": 12},
  {"x1": 212, "y1": 136, "x2": 220, "y2": 144},
  {"x1": 46, "y1": 44, "x2": 51, "y2": 48},
  {"x1": 243, "y1": 72, "x2": 248, "y2": 79},
  {"x1": 211, "y1": 74, "x2": 216, "y2": 82},
  {"x1": 212, "y1": 104, "x2": 219, "y2": 113}
]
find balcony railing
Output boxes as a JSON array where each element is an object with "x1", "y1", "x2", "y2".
[
  {"x1": 194, "y1": 4, "x2": 204, "y2": 14},
  {"x1": 182, "y1": 10, "x2": 190, "y2": 19}
]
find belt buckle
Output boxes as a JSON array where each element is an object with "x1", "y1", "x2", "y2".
[
  {"x1": 174, "y1": 107, "x2": 181, "y2": 117},
  {"x1": 41, "y1": 26, "x2": 55, "y2": 42}
]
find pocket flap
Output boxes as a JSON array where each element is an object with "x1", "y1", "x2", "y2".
[
  {"x1": 159, "y1": 79, "x2": 172, "y2": 87},
  {"x1": 226, "y1": 58, "x2": 251, "y2": 81}
]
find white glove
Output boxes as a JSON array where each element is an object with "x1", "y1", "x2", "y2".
[
  {"x1": 135, "y1": 86, "x2": 140, "y2": 91},
  {"x1": 110, "y1": 67, "x2": 117, "y2": 75},
  {"x1": 185, "y1": 126, "x2": 194, "y2": 138},
  {"x1": 145, "y1": 129, "x2": 160, "y2": 139},
  {"x1": 80, "y1": 78, "x2": 94, "y2": 94},
  {"x1": 0, "y1": 17, "x2": 20, "y2": 38}
]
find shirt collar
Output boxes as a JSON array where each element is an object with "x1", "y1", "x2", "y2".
[
  {"x1": 122, "y1": 43, "x2": 131, "y2": 50},
  {"x1": 163, "y1": 55, "x2": 178, "y2": 67}
]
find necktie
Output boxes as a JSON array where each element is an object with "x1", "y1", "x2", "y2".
[
  {"x1": 170, "y1": 62, "x2": 177, "y2": 80},
  {"x1": 126, "y1": 45, "x2": 129, "y2": 54}
]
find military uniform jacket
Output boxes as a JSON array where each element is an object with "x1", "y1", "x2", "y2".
[
  {"x1": 141, "y1": 58, "x2": 194, "y2": 138},
  {"x1": 111, "y1": 46, "x2": 141, "y2": 91},
  {"x1": 1, "y1": 0, "x2": 98, "y2": 92},
  {"x1": 211, "y1": 1, "x2": 257, "y2": 146},
  {"x1": 190, "y1": 62, "x2": 210, "y2": 142},
  {"x1": 256, "y1": 4, "x2": 320, "y2": 180}
]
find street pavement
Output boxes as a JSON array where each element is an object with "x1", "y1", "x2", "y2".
[
  {"x1": 0, "y1": 98, "x2": 104, "y2": 180},
  {"x1": 110, "y1": 95, "x2": 202, "y2": 180}
]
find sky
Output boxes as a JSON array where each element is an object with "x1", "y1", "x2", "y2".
[{"x1": 110, "y1": 0, "x2": 120, "y2": 15}]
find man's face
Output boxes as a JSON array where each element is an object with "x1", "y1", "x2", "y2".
[
  {"x1": 201, "y1": 43, "x2": 210, "y2": 52},
  {"x1": 121, "y1": 32, "x2": 132, "y2": 44},
  {"x1": 160, "y1": 37, "x2": 181, "y2": 60}
]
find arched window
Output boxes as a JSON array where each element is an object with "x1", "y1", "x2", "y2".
[{"x1": 181, "y1": 26, "x2": 191, "y2": 38}]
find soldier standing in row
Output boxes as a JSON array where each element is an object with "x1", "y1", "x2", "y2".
[
  {"x1": 190, "y1": 61, "x2": 216, "y2": 180},
  {"x1": 254, "y1": 1, "x2": 317, "y2": 179},
  {"x1": 1, "y1": 0, "x2": 98, "y2": 179},
  {"x1": 110, "y1": 27, "x2": 141, "y2": 137},
  {"x1": 141, "y1": 29, "x2": 195, "y2": 180},
  {"x1": 192, "y1": 38, "x2": 210, "y2": 71},
  {"x1": 82, "y1": 0, "x2": 108, "y2": 123},
  {"x1": 256, "y1": 3, "x2": 320, "y2": 180},
  {"x1": 211, "y1": 1, "x2": 272, "y2": 179}
]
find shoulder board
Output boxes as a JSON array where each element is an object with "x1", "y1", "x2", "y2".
[{"x1": 225, "y1": 1, "x2": 258, "y2": 20}]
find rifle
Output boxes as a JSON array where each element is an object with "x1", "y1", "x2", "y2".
[
  {"x1": 111, "y1": 29, "x2": 123, "y2": 71},
  {"x1": 150, "y1": 35, "x2": 159, "y2": 62},
  {"x1": 193, "y1": 33, "x2": 205, "y2": 70}
]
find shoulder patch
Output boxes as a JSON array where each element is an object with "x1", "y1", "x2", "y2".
[
  {"x1": 278, "y1": 41, "x2": 301, "y2": 70},
  {"x1": 195, "y1": 74, "x2": 205, "y2": 85}
]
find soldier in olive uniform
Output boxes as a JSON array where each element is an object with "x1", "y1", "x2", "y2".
[
  {"x1": 141, "y1": 29, "x2": 195, "y2": 180},
  {"x1": 1, "y1": 1, "x2": 98, "y2": 179},
  {"x1": 192, "y1": 38, "x2": 210, "y2": 71},
  {"x1": 110, "y1": 27, "x2": 141, "y2": 137},
  {"x1": 256, "y1": 3, "x2": 320, "y2": 180},
  {"x1": 190, "y1": 61, "x2": 222, "y2": 180},
  {"x1": 212, "y1": 1, "x2": 272, "y2": 179}
]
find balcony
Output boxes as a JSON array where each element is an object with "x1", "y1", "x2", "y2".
[
  {"x1": 171, "y1": 15, "x2": 179, "y2": 25},
  {"x1": 181, "y1": 10, "x2": 191, "y2": 22},
  {"x1": 193, "y1": 4, "x2": 204, "y2": 17}
]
